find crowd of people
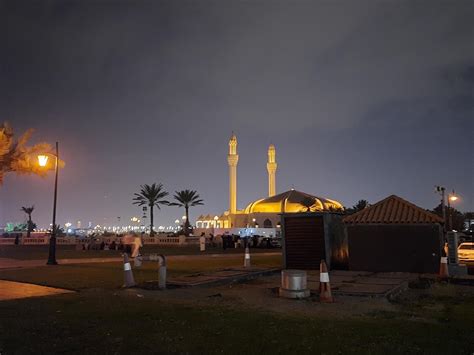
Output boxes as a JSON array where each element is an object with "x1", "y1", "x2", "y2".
[
  {"x1": 79, "y1": 232, "x2": 143, "y2": 256},
  {"x1": 219, "y1": 234, "x2": 278, "y2": 250}
]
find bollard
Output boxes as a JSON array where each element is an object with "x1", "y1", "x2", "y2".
[
  {"x1": 158, "y1": 254, "x2": 167, "y2": 289},
  {"x1": 244, "y1": 246, "x2": 251, "y2": 268},
  {"x1": 199, "y1": 236, "x2": 206, "y2": 252},
  {"x1": 134, "y1": 255, "x2": 142, "y2": 268},
  {"x1": 123, "y1": 253, "x2": 136, "y2": 288},
  {"x1": 159, "y1": 265, "x2": 167, "y2": 289}
]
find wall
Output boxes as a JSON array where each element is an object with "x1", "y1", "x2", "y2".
[{"x1": 347, "y1": 223, "x2": 442, "y2": 273}]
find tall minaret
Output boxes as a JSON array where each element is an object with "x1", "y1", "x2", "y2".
[
  {"x1": 267, "y1": 144, "x2": 277, "y2": 197},
  {"x1": 227, "y1": 133, "x2": 239, "y2": 214}
]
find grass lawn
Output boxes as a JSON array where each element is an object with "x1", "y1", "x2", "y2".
[
  {"x1": 0, "y1": 286, "x2": 473, "y2": 354},
  {"x1": 0, "y1": 245, "x2": 280, "y2": 260},
  {"x1": 0, "y1": 254, "x2": 282, "y2": 290},
  {"x1": 0, "y1": 249, "x2": 473, "y2": 354}
]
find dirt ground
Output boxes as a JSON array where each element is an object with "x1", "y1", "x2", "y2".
[{"x1": 118, "y1": 273, "x2": 474, "y2": 320}]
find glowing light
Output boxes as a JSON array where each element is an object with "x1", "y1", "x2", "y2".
[{"x1": 38, "y1": 155, "x2": 49, "y2": 167}]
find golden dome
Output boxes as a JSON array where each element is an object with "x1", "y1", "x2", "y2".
[{"x1": 244, "y1": 189, "x2": 343, "y2": 214}]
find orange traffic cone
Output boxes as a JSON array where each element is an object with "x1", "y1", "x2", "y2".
[
  {"x1": 438, "y1": 249, "x2": 449, "y2": 281},
  {"x1": 319, "y1": 259, "x2": 333, "y2": 303},
  {"x1": 123, "y1": 253, "x2": 136, "y2": 288}
]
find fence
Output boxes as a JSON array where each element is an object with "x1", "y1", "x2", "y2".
[{"x1": 0, "y1": 235, "x2": 192, "y2": 246}]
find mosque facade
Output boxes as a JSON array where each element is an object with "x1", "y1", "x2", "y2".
[{"x1": 195, "y1": 134, "x2": 343, "y2": 231}]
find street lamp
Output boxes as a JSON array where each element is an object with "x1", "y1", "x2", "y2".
[
  {"x1": 38, "y1": 142, "x2": 59, "y2": 265},
  {"x1": 214, "y1": 215, "x2": 219, "y2": 229},
  {"x1": 447, "y1": 190, "x2": 459, "y2": 231}
]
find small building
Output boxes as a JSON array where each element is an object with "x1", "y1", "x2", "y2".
[
  {"x1": 343, "y1": 195, "x2": 444, "y2": 273},
  {"x1": 281, "y1": 212, "x2": 346, "y2": 270}
]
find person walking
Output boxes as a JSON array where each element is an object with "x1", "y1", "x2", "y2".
[{"x1": 131, "y1": 233, "x2": 143, "y2": 258}]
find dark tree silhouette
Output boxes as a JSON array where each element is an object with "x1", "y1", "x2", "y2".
[
  {"x1": 345, "y1": 199, "x2": 369, "y2": 215},
  {"x1": 432, "y1": 203, "x2": 465, "y2": 231},
  {"x1": 20, "y1": 205, "x2": 35, "y2": 238},
  {"x1": 133, "y1": 183, "x2": 169, "y2": 236},
  {"x1": 170, "y1": 190, "x2": 204, "y2": 236}
]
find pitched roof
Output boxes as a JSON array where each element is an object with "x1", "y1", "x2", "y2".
[{"x1": 343, "y1": 195, "x2": 443, "y2": 224}]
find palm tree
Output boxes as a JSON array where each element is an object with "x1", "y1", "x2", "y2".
[
  {"x1": 170, "y1": 190, "x2": 204, "y2": 236},
  {"x1": 21, "y1": 205, "x2": 35, "y2": 238},
  {"x1": 133, "y1": 183, "x2": 169, "y2": 236}
]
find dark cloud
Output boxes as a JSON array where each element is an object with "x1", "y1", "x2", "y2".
[{"x1": 1, "y1": 0, "x2": 472, "y2": 227}]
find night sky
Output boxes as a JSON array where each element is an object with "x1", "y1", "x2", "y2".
[{"x1": 1, "y1": 0, "x2": 473, "y2": 228}]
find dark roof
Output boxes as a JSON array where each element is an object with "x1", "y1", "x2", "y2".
[{"x1": 343, "y1": 195, "x2": 443, "y2": 224}]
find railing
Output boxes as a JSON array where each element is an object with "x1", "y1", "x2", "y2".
[
  {"x1": 0, "y1": 235, "x2": 196, "y2": 246},
  {"x1": 0, "y1": 238, "x2": 15, "y2": 245},
  {"x1": 0, "y1": 237, "x2": 79, "y2": 245},
  {"x1": 22, "y1": 238, "x2": 48, "y2": 244}
]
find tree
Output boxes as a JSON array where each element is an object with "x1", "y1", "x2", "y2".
[
  {"x1": 345, "y1": 199, "x2": 369, "y2": 215},
  {"x1": 21, "y1": 205, "x2": 35, "y2": 238},
  {"x1": 169, "y1": 190, "x2": 204, "y2": 236},
  {"x1": 0, "y1": 122, "x2": 54, "y2": 184},
  {"x1": 432, "y1": 203, "x2": 465, "y2": 231},
  {"x1": 133, "y1": 183, "x2": 169, "y2": 236}
]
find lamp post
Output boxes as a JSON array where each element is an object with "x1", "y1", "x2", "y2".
[
  {"x1": 38, "y1": 142, "x2": 59, "y2": 265},
  {"x1": 447, "y1": 190, "x2": 458, "y2": 231},
  {"x1": 214, "y1": 215, "x2": 219, "y2": 229}
]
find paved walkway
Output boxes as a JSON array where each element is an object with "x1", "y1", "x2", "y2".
[
  {"x1": 0, "y1": 280, "x2": 74, "y2": 301},
  {"x1": 0, "y1": 252, "x2": 281, "y2": 270}
]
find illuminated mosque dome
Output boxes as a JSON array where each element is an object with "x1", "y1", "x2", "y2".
[
  {"x1": 244, "y1": 189, "x2": 344, "y2": 214},
  {"x1": 195, "y1": 135, "x2": 345, "y2": 230}
]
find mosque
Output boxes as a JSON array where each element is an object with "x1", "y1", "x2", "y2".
[{"x1": 195, "y1": 134, "x2": 344, "y2": 230}]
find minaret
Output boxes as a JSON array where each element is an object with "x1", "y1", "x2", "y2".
[
  {"x1": 267, "y1": 144, "x2": 277, "y2": 197},
  {"x1": 227, "y1": 133, "x2": 239, "y2": 214}
]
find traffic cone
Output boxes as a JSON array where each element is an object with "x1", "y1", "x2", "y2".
[
  {"x1": 123, "y1": 253, "x2": 136, "y2": 288},
  {"x1": 319, "y1": 259, "x2": 333, "y2": 303},
  {"x1": 438, "y1": 249, "x2": 449, "y2": 281},
  {"x1": 244, "y1": 246, "x2": 251, "y2": 268}
]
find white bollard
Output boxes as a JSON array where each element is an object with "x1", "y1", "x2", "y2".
[
  {"x1": 134, "y1": 255, "x2": 142, "y2": 268},
  {"x1": 244, "y1": 246, "x2": 251, "y2": 268},
  {"x1": 199, "y1": 236, "x2": 206, "y2": 252},
  {"x1": 159, "y1": 265, "x2": 167, "y2": 290}
]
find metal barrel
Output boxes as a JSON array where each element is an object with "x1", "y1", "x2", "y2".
[{"x1": 279, "y1": 269, "x2": 310, "y2": 299}]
